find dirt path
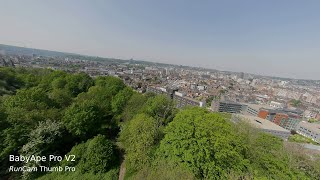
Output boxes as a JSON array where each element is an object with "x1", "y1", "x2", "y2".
[{"x1": 118, "y1": 160, "x2": 126, "y2": 180}]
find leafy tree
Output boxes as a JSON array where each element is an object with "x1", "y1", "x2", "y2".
[
  {"x1": 3, "y1": 87, "x2": 57, "y2": 111},
  {"x1": 80, "y1": 135, "x2": 117, "y2": 173},
  {"x1": 18, "y1": 67, "x2": 51, "y2": 82},
  {"x1": 206, "y1": 96, "x2": 220, "y2": 107},
  {"x1": 37, "y1": 70, "x2": 65, "y2": 90},
  {"x1": 18, "y1": 72, "x2": 42, "y2": 88},
  {"x1": 20, "y1": 120, "x2": 66, "y2": 179},
  {"x1": 308, "y1": 118, "x2": 318, "y2": 123},
  {"x1": 65, "y1": 73, "x2": 94, "y2": 97},
  {"x1": 290, "y1": 99, "x2": 302, "y2": 107},
  {"x1": 61, "y1": 135, "x2": 117, "y2": 173},
  {"x1": 2, "y1": 88, "x2": 61, "y2": 129},
  {"x1": 1, "y1": 87, "x2": 61, "y2": 162},
  {"x1": 0, "y1": 107, "x2": 62, "y2": 158},
  {"x1": 21, "y1": 120, "x2": 65, "y2": 159},
  {"x1": 1, "y1": 124, "x2": 29, "y2": 159},
  {"x1": 95, "y1": 76, "x2": 125, "y2": 96},
  {"x1": 60, "y1": 142, "x2": 87, "y2": 168},
  {"x1": 63, "y1": 101, "x2": 104, "y2": 139},
  {"x1": 51, "y1": 76, "x2": 67, "y2": 89},
  {"x1": 0, "y1": 67, "x2": 24, "y2": 95},
  {"x1": 77, "y1": 86, "x2": 113, "y2": 113},
  {"x1": 40, "y1": 135, "x2": 119, "y2": 180},
  {"x1": 0, "y1": 104, "x2": 9, "y2": 159},
  {"x1": 119, "y1": 114, "x2": 159, "y2": 171},
  {"x1": 144, "y1": 91, "x2": 157, "y2": 99},
  {"x1": 0, "y1": 102, "x2": 8, "y2": 133},
  {"x1": 111, "y1": 87, "x2": 133, "y2": 115},
  {"x1": 158, "y1": 107, "x2": 249, "y2": 179},
  {"x1": 247, "y1": 133, "x2": 289, "y2": 178},
  {"x1": 49, "y1": 88, "x2": 73, "y2": 108},
  {"x1": 143, "y1": 95, "x2": 177, "y2": 126},
  {"x1": 233, "y1": 120, "x2": 316, "y2": 179},
  {"x1": 74, "y1": 85, "x2": 121, "y2": 138},
  {"x1": 121, "y1": 93, "x2": 147, "y2": 122}
]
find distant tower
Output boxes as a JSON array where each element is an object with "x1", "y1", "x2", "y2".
[
  {"x1": 1, "y1": 58, "x2": 8, "y2": 67},
  {"x1": 9, "y1": 59, "x2": 15, "y2": 67},
  {"x1": 239, "y1": 72, "x2": 245, "y2": 79}
]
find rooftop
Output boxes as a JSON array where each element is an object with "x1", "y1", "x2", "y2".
[
  {"x1": 259, "y1": 108, "x2": 302, "y2": 117},
  {"x1": 299, "y1": 121, "x2": 320, "y2": 133},
  {"x1": 242, "y1": 103, "x2": 274, "y2": 110},
  {"x1": 235, "y1": 114, "x2": 290, "y2": 132}
]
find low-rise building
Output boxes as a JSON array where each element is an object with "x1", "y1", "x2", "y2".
[
  {"x1": 296, "y1": 121, "x2": 320, "y2": 143},
  {"x1": 173, "y1": 92, "x2": 205, "y2": 108},
  {"x1": 197, "y1": 85, "x2": 207, "y2": 91},
  {"x1": 269, "y1": 101, "x2": 285, "y2": 109},
  {"x1": 147, "y1": 86, "x2": 167, "y2": 95},
  {"x1": 241, "y1": 103, "x2": 274, "y2": 117},
  {"x1": 258, "y1": 108, "x2": 302, "y2": 131},
  {"x1": 232, "y1": 114, "x2": 291, "y2": 140},
  {"x1": 211, "y1": 100, "x2": 243, "y2": 113},
  {"x1": 304, "y1": 110, "x2": 318, "y2": 119},
  {"x1": 147, "y1": 86, "x2": 205, "y2": 108}
]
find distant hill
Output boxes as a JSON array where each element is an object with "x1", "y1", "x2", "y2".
[
  {"x1": 0, "y1": 44, "x2": 180, "y2": 67},
  {"x1": 0, "y1": 44, "x2": 76, "y2": 57}
]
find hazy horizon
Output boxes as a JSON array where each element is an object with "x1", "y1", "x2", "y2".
[{"x1": 1, "y1": 0, "x2": 320, "y2": 80}]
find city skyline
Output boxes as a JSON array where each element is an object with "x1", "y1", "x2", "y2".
[
  {"x1": 1, "y1": 0, "x2": 320, "y2": 79},
  {"x1": 1, "y1": 43, "x2": 319, "y2": 82}
]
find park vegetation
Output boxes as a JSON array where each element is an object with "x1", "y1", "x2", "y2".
[{"x1": 0, "y1": 67, "x2": 320, "y2": 180}]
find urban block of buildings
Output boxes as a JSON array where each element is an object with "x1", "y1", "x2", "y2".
[
  {"x1": 232, "y1": 114, "x2": 291, "y2": 140},
  {"x1": 296, "y1": 121, "x2": 320, "y2": 143},
  {"x1": 147, "y1": 86, "x2": 206, "y2": 108}
]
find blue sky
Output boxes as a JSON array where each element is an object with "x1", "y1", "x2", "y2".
[{"x1": 1, "y1": 0, "x2": 320, "y2": 79}]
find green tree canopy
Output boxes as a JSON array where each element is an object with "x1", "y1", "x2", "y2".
[
  {"x1": 0, "y1": 67, "x2": 24, "y2": 95},
  {"x1": 77, "y1": 86, "x2": 113, "y2": 114},
  {"x1": 95, "y1": 76, "x2": 125, "y2": 96},
  {"x1": 111, "y1": 87, "x2": 133, "y2": 115},
  {"x1": 61, "y1": 135, "x2": 116, "y2": 173},
  {"x1": 3, "y1": 87, "x2": 57, "y2": 111},
  {"x1": 49, "y1": 88, "x2": 73, "y2": 108},
  {"x1": 121, "y1": 93, "x2": 147, "y2": 122},
  {"x1": 62, "y1": 101, "x2": 104, "y2": 139},
  {"x1": 21, "y1": 120, "x2": 65, "y2": 159},
  {"x1": 143, "y1": 95, "x2": 177, "y2": 126},
  {"x1": 119, "y1": 114, "x2": 159, "y2": 171},
  {"x1": 290, "y1": 99, "x2": 302, "y2": 107},
  {"x1": 64, "y1": 73, "x2": 94, "y2": 97},
  {"x1": 41, "y1": 135, "x2": 119, "y2": 179},
  {"x1": 80, "y1": 135, "x2": 117, "y2": 173},
  {"x1": 158, "y1": 107, "x2": 249, "y2": 179}
]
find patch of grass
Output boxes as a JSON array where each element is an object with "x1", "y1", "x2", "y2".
[{"x1": 289, "y1": 134, "x2": 319, "y2": 145}]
